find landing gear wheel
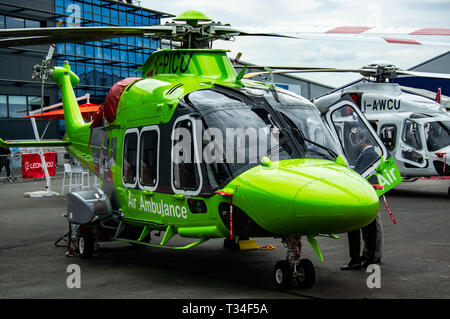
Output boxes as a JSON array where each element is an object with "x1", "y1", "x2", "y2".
[
  {"x1": 78, "y1": 233, "x2": 95, "y2": 259},
  {"x1": 273, "y1": 260, "x2": 293, "y2": 290},
  {"x1": 295, "y1": 259, "x2": 315, "y2": 289}
]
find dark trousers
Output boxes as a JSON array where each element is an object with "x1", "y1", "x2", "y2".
[
  {"x1": 0, "y1": 158, "x2": 11, "y2": 177},
  {"x1": 347, "y1": 218, "x2": 377, "y2": 261}
]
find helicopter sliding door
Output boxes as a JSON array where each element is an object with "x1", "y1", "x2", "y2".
[{"x1": 396, "y1": 119, "x2": 427, "y2": 168}]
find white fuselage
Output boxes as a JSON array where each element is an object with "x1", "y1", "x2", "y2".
[{"x1": 315, "y1": 82, "x2": 450, "y2": 177}]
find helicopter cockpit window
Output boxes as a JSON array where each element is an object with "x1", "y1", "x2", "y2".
[
  {"x1": 139, "y1": 127, "x2": 159, "y2": 188},
  {"x1": 123, "y1": 130, "x2": 138, "y2": 186},
  {"x1": 172, "y1": 117, "x2": 200, "y2": 192},
  {"x1": 261, "y1": 90, "x2": 340, "y2": 160},
  {"x1": 331, "y1": 106, "x2": 382, "y2": 174},
  {"x1": 201, "y1": 107, "x2": 289, "y2": 172},
  {"x1": 185, "y1": 89, "x2": 292, "y2": 189},
  {"x1": 403, "y1": 120, "x2": 422, "y2": 150},
  {"x1": 424, "y1": 121, "x2": 450, "y2": 152},
  {"x1": 185, "y1": 89, "x2": 244, "y2": 111},
  {"x1": 279, "y1": 107, "x2": 339, "y2": 160}
]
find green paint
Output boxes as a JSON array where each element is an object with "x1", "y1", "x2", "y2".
[
  {"x1": 307, "y1": 236, "x2": 324, "y2": 262},
  {"x1": 371, "y1": 157, "x2": 403, "y2": 196}
]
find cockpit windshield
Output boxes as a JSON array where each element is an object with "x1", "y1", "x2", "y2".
[
  {"x1": 183, "y1": 88, "x2": 338, "y2": 188},
  {"x1": 425, "y1": 120, "x2": 450, "y2": 152}
]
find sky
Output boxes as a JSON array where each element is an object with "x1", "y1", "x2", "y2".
[{"x1": 141, "y1": 0, "x2": 450, "y2": 87}]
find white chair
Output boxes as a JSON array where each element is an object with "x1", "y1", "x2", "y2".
[
  {"x1": 93, "y1": 175, "x2": 100, "y2": 188},
  {"x1": 61, "y1": 164, "x2": 83, "y2": 194},
  {"x1": 80, "y1": 166, "x2": 90, "y2": 190}
]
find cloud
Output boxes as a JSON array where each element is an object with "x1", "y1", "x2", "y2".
[{"x1": 142, "y1": 0, "x2": 450, "y2": 87}]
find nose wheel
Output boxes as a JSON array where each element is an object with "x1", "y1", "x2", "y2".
[{"x1": 273, "y1": 236, "x2": 315, "y2": 289}]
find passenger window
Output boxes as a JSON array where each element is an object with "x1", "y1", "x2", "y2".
[
  {"x1": 123, "y1": 130, "x2": 138, "y2": 186},
  {"x1": 380, "y1": 125, "x2": 397, "y2": 151},
  {"x1": 172, "y1": 118, "x2": 200, "y2": 192},
  {"x1": 403, "y1": 120, "x2": 422, "y2": 149},
  {"x1": 139, "y1": 128, "x2": 159, "y2": 188}
]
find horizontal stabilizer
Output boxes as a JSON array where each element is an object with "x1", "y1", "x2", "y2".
[{"x1": 0, "y1": 137, "x2": 70, "y2": 148}]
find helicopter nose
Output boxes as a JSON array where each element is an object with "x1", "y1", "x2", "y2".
[
  {"x1": 229, "y1": 159, "x2": 379, "y2": 236},
  {"x1": 293, "y1": 171, "x2": 379, "y2": 235}
]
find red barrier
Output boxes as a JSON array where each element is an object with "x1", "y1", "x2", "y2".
[{"x1": 22, "y1": 152, "x2": 56, "y2": 179}]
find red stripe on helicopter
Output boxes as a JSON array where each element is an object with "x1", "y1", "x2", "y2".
[
  {"x1": 410, "y1": 28, "x2": 450, "y2": 36},
  {"x1": 325, "y1": 26, "x2": 372, "y2": 34},
  {"x1": 383, "y1": 38, "x2": 422, "y2": 45}
]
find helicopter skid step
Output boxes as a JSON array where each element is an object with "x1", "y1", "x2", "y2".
[{"x1": 115, "y1": 237, "x2": 209, "y2": 250}]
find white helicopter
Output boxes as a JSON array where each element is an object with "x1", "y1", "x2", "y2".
[{"x1": 243, "y1": 63, "x2": 450, "y2": 195}]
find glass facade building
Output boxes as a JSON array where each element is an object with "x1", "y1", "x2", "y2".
[
  {"x1": 0, "y1": 0, "x2": 172, "y2": 139},
  {"x1": 54, "y1": 0, "x2": 172, "y2": 104}
]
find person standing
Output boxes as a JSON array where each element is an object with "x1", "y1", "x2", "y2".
[
  {"x1": 341, "y1": 128, "x2": 380, "y2": 270},
  {"x1": 0, "y1": 146, "x2": 12, "y2": 183}
]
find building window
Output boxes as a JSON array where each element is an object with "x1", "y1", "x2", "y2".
[
  {"x1": 28, "y1": 96, "x2": 42, "y2": 113},
  {"x1": 0, "y1": 95, "x2": 7, "y2": 118},
  {"x1": 0, "y1": 95, "x2": 47, "y2": 119},
  {"x1": 25, "y1": 19, "x2": 40, "y2": 28},
  {"x1": 1, "y1": 15, "x2": 41, "y2": 29},
  {"x1": 5, "y1": 16, "x2": 24, "y2": 29},
  {"x1": 8, "y1": 96, "x2": 28, "y2": 118}
]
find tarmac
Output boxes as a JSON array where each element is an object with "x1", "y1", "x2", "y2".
[{"x1": 0, "y1": 174, "x2": 449, "y2": 300}]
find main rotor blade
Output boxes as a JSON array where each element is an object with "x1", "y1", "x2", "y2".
[
  {"x1": 237, "y1": 26, "x2": 450, "y2": 36},
  {"x1": 234, "y1": 25, "x2": 450, "y2": 47},
  {"x1": 0, "y1": 25, "x2": 173, "y2": 38},
  {"x1": 243, "y1": 68, "x2": 369, "y2": 79},
  {"x1": 243, "y1": 67, "x2": 450, "y2": 80},
  {"x1": 0, "y1": 25, "x2": 174, "y2": 47},
  {"x1": 395, "y1": 70, "x2": 450, "y2": 79},
  {"x1": 314, "y1": 26, "x2": 450, "y2": 36},
  {"x1": 238, "y1": 66, "x2": 333, "y2": 70},
  {"x1": 0, "y1": 24, "x2": 297, "y2": 48}
]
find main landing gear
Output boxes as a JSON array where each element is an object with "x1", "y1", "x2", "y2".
[{"x1": 273, "y1": 236, "x2": 315, "y2": 289}]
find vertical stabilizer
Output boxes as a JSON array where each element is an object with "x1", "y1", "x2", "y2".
[
  {"x1": 50, "y1": 61, "x2": 93, "y2": 169},
  {"x1": 50, "y1": 61, "x2": 87, "y2": 139}
]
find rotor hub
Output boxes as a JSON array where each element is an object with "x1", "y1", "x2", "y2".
[{"x1": 361, "y1": 63, "x2": 400, "y2": 82}]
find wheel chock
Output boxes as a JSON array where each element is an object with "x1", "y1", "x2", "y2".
[{"x1": 238, "y1": 240, "x2": 259, "y2": 250}]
